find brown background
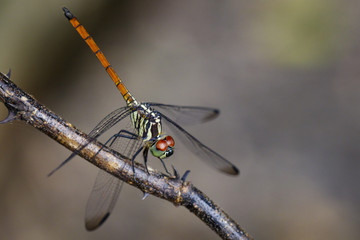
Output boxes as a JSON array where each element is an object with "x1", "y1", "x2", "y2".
[{"x1": 0, "y1": 0, "x2": 359, "y2": 239}]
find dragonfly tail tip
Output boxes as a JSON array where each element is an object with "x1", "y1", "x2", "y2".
[{"x1": 62, "y1": 7, "x2": 74, "y2": 20}]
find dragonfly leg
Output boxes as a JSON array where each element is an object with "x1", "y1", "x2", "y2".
[
  {"x1": 142, "y1": 146, "x2": 150, "y2": 174},
  {"x1": 104, "y1": 129, "x2": 143, "y2": 179},
  {"x1": 158, "y1": 158, "x2": 170, "y2": 175},
  {"x1": 130, "y1": 145, "x2": 144, "y2": 178},
  {"x1": 93, "y1": 130, "x2": 138, "y2": 160},
  {"x1": 108, "y1": 129, "x2": 138, "y2": 147},
  {"x1": 171, "y1": 165, "x2": 180, "y2": 179},
  {"x1": 170, "y1": 166, "x2": 190, "y2": 181}
]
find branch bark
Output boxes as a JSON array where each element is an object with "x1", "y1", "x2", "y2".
[{"x1": 0, "y1": 72, "x2": 253, "y2": 240}]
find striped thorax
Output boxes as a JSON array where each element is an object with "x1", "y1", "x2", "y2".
[{"x1": 130, "y1": 103, "x2": 162, "y2": 141}]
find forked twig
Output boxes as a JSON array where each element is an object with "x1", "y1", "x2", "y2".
[{"x1": 0, "y1": 72, "x2": 253, "y2": 240}]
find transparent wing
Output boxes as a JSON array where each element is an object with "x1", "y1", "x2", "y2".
[
  {"x1": 85, "y1": 170, "x2": 123, "y2": 231},
  {"x1": 88, "y1": 106, "x2": 132, "y2": 139},
  {"x1": 85, "y1": 122, "x2": 143, "y2": 230},
  {"x1": 48, "y1": 106, "x2": 132, "y2": 176},
  {"x1": 160, "y1": 114, "x2": 239, "y2": 175},
  {"x1": 147, "y1": 103, "x2": 219, "y2": 125}
]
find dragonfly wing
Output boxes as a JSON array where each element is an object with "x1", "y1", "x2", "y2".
[
  {"x1": 88, "y1": 106, "x2": 132, "y2": 139},
  {"x1": 85, "y1": 120, "x2": 143, "y2": 230},
  {"x1": 160, "y1": 114, "x2": 239, "y2": 175},
  {"x1": 47, "y1": 106, "x2": 132, "y2": 176},
  {"x1": 85, "y1": 170, "x2": 123, "y2": 231},
  {"x1": 148, "y1": 103, "x2": 219, "y2": 125}
]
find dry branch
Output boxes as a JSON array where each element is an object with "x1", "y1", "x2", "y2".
[{"x1": 0, "y1": 72, "x2": 253, "y2": 240}]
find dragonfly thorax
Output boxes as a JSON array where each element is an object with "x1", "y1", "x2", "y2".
[{"x1": 130, "y1": 104, "x2": 162, "y2": 141}]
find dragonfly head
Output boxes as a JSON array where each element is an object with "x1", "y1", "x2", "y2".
[{"x1": 150, "y1": 135, "x2": 175, "y2": 159}]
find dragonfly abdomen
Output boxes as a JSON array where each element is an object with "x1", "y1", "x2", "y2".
[{"x1": 62, "y1": 7, "x2": 135, "y2": 105}]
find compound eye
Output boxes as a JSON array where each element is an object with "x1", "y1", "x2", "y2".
[
  {"x1": 166, "y1": 136, "x2": 175, "y2": 147},
  {"x1": 156, "y1": 140, "x2": 168, "y2": 151}
]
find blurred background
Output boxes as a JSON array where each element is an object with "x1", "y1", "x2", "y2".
[{"x1": 0, "y1": 0, "x2": 359, "y2": 239}]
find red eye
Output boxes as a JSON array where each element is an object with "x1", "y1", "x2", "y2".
[
  {"x1": 156, "y1": 140, "x2": 168, "y2": 151},
  {"x1": 166, "y1": 136, "x2": 175, "y2": 147}
]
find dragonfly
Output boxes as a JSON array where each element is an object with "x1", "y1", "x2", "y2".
[{"x1": 52, "y1": 7, "x2": 239, "y2": 231}]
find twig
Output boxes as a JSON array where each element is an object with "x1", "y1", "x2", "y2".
[{"x1": 0, "y1": 72, "x2": 253, "y2": 240}]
